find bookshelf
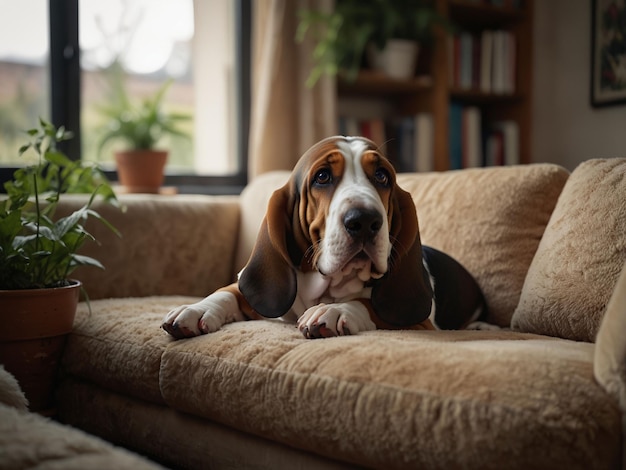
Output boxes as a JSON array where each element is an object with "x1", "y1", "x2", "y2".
[{"x1": 336, "y1": 0, "x2": 533, "y2": 172}]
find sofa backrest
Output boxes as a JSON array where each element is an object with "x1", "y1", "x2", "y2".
[
  {"x1": 234, "y1": 172, "x2": 292, "y2": 273},
  {"x1": 235, "y1": 164, "x2": 570, "y2": 327},
  {"x1": 57, "y1": 194, "x2": 240, "y2": 300}
]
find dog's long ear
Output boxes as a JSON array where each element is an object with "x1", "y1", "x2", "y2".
[
  {"x1": 371, "y1": 185, "x2": 433, "y2": 326},
  {"x1": 238, "y1": 182, "x2": 302, "y2": 318}
]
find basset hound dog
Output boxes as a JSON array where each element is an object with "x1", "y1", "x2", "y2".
[{"x1": 162, "y1": 136, "x2": 486, "y2": 339}]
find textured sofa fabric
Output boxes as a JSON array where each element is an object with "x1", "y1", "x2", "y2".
[
  {"x1": 56, "y1": 194, "x2": 240, "y2": 300},
  {"x1": 595, "y1": 258, "x2": 626, "y2": 415},
  {"x1": 0, "y1": 367, "x2": 165, "y2": 470},
  {"x1": 397, "y1": 165, "x2": 569, "y2": 327},
  {"x1": 511, "y1": 159, "x2": 626, "y2": 341},
  {"x1": 59, "y1": 300, "x2": 620, "y2": 469},
  {"x1": 51, "y1": 162, "x2": 625, "y2": 469}
]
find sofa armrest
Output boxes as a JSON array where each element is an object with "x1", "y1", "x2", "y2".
[
  {"x1": 595, "y1": 260, "x2": 626, "y2": 409},
  {"x1": 594, "y1": 260, "x2": 626, "y2": 468},
  {"x1": 56, "y1": 194, "x2": 240, "y2": 300}
]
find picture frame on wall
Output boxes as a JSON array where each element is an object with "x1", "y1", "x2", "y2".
[{"x1": 591, "y1": 0, "x2": 626, "y2": 107}]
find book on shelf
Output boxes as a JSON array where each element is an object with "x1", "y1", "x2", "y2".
[
  {"x1": 462, "y1": 107, "x2": 483, "y2": 168},
  {"x1": 448, "y1": 103, "x2": 520, "y2": 168},
  {"x1": 487, "y1": 120, "x2": 519, "y2": 166},
  {"x1": 449, "y1": 103, "x2": 485, "y2": 170},
  {"x1": 338, "y1": 114, "x2": 434, "y2": 173},
  {"x1": 462, "y1": 0, "x2": 521, "y2": 5},
  {"x1": 486, "y1": 0, "x2": 523, "y2": 8},
  {"x1": 449, "y1": 29, "x2": 516, "y2": 94},
  {"x1": 414, "y1": 114, "x2": 434, "y2": 173},
  {"x1": 448, "y1": 102, "x2": 464, "y2": 169}
]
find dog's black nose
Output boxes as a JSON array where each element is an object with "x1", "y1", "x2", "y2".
[{"x1": 343, "y1": 208, "x2": 383, "y2": 241}]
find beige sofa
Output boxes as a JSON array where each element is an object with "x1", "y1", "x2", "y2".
[
  {"x1": 0, "y1": 365, "x2": 166, "y2": 469},
  {"x1": 48, "y1": 159, "x2": 625, "y2": 469}
]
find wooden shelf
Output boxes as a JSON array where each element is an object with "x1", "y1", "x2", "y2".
[
  {"x1": 449, "y1": 88, "x2": 525, "y2": 104},
  {"x1": 448, "y1": 0, "x2": 526, "y2": 27},
  {"x1": 338, "y1": 71, "x2": 433, "y2": 96},
  {"x1": 336, "y1": 0, "x2": 534, "y2": 171}
]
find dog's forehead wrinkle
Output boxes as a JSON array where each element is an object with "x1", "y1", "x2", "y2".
[
  {"x1": 337, "y1": 138, "x2": 369, "y2": 171},
  {"x1": 335, "y1": 138, "x2": 378, "y2": 199}
]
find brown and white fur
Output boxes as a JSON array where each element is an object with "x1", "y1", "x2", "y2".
[{"x1": 162, "y1": 136, "x2": 485, "y2": 340}]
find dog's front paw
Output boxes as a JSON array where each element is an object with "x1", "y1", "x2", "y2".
[
  {"x1": 162, "y1": 304, "x2": 205, "y2": 339},
  {"x1": 297, "y1": 301, "x2": 376, "y2": 339},
  {"x1": 162, "y1": 292, "x2": 242, "y2": 339}
]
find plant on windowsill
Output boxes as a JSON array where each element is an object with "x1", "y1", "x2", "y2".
[
  {"x1": 97, "y1": 78, "x2": 191, "y2": 194},
  {"x1": 297, "y1": 0, "x2": 451, "y2": 86},
  {"x1": 0, "y1": 118, "x2": 120, "y2": 412}
]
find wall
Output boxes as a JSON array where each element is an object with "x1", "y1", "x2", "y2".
[{"x1": 533, "y1": 0, "x2": 626, "y2": 170}]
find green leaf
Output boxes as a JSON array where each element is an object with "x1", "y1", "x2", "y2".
[
  {"x1": 85, "y1": 208, "x2": 121, "y2": 238},
  {"x1": 54, "y1": 207, "x2": 88, "y2": 239},
  {"x1": 18, "y1": 144, "x2": 32, "y2": 156},
  {"x1": 70, "y1": 254, "x2": 105, "y2": 270},
  {"x1": 44, "y1": 150, "x2": 73, "y2": 167},
  {"x1": 12, "y1": 234, "x2": 37, "y2": 250},
  {"x1": 0, "y1": 210, "x2": 23, "y2": 241}
]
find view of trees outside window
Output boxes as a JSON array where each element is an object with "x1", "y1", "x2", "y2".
[
  {"x1": 80, "y1": 0, "x2": 194, "y2": 171},
  {"x1": 0, "y1": 0, "x2": 49, "y2": 165},
  {"x1": 0, "y1": 0, "x2": 238, "y2": 175}
]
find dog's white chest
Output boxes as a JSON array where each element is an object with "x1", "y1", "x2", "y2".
[{"x1": 289, "y1": 265, "x2": 373, "y2": 319}]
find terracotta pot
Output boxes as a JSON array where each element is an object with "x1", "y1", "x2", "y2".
[
  {"x1": 115, "y1": 149, "x2": 168, "y2": 193},
  {"x1": 0, "y1": 281, "x2": 80, "y2": 412}
]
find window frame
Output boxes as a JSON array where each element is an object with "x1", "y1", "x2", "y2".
[{"x1": 0, "y1": 0, "x2": 250, "y2": 195}]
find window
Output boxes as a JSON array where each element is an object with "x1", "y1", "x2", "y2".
[
  {"x1": 0, "y1": 0, "x2": 50, "y2": 166},
  {"x1": 0, "y1": 0, "x2": 250, "y2": 194}
]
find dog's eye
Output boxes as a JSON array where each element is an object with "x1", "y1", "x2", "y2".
[
  {"x1": 374, "y1": 168, "x2": 390, "y2": 186},
  {"x1": 314, "y1": 169, "x2": 332, "y2": 186}
]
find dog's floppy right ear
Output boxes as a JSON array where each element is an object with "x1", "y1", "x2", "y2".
[
  {"x1": 238, "y1": 181, "x2": 302, "y2": 318},
  {"x1": 371, "y1": 185, "x2": 433, "y2": 326}
]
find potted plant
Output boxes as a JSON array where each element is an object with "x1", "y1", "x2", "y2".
[
  {"x1": 0, "y1": 118, "x2": 119, "y2": 412},
  {"x1": 97, "y1": 78, "x2": 190, "y2": 193},
  {"x1": 297, "y1": 0, "x2": 451, "y2": 85}
]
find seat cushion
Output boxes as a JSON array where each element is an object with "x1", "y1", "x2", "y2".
[
  {"x1": 62, "y1": 296, "x2": 201, "y2": 405},
  {"x1": 62, "y1": 297, "x2": 621, "y2": 469}
]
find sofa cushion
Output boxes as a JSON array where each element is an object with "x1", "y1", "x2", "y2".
[
  {"x1": 62, "y1": 296, "x2": 201, "y2": 405},
  {"x1": 398, "y1": 164, "x2": 569, "y2": 326},
  {"x1": 56, "y1": 379, "x2": 354, "y2": 470},
  {"x1": 0, "y1": 403, "x2": 165, "y2": 469},
  {"x1": 1, "y1": 361, "x2": 164, "y2": 470},
  {"x1": 158, "y1": 318, "x2": 619, "y2": 469},
  {"x1": 511, "y1": 158, "x2": 626, "y2": 342},
  {"x1": 61, "y1": 296, "x2": 621, "y2": 469},
  {"x1": 0, "y1": 365, "x2": 28, "y2": 411}
]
